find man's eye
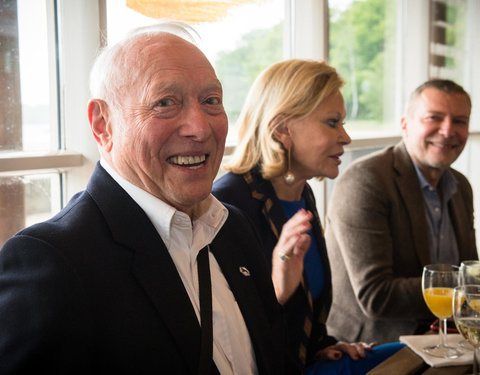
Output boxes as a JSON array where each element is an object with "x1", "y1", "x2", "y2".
[
  {"x1": 157, "y1": 98, "x2": 175, "y2": 107},
  {"x1": 454, "y1": 119, "x2": 469, "y2": 126},
  {"x1": 205, "y1": 97, "x2": 221, "y2": 105}
]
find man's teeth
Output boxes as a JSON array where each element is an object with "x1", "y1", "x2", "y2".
[
  {"x1": 169, "y1": 155, "x2": 206, "y2": 168},
  {"x1": 431, "y1": 142, "x2": 454, "y2": 149}
]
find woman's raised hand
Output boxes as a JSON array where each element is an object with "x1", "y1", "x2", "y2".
[{"x1": 272, "y1": 208, "x2": 313, "y2": 305}]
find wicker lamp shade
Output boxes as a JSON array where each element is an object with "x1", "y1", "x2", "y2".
[{"x1": 126, "y1": 0, "x2": 261, "y2": 23}]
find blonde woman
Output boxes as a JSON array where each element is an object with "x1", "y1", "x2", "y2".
[{"x1": 213, "y1": 59, "x2": 404, "y2": 375}]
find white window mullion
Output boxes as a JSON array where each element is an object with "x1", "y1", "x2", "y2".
[
  {"x1": 401, "y1": 0, "x2": 430, "y2": 108},
  {"x1": 288, "y1": 0, "x2": 328, "y2": 60},
  {"x1": 56, "y1": 0, "x2": 102, "y2": 199}
]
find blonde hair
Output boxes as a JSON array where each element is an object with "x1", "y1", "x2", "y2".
[{"x1": 223, "y1": 59, "x2": 344, "y2": 179}]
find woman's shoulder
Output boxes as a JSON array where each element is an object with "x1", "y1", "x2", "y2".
[
  {"x1": 213, "y1": 171, "x2": 244, "y2": 188},
  {"x1": 212, "y1": 171, "x2": 250, "y2": 204}
]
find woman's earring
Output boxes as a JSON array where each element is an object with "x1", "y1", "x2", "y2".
[{"x1": 284, "y1": 147, "x2": 295, "y2": 185}]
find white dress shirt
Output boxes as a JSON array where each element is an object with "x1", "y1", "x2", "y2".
[{"x1": 100, "y1": 160, "x2": 258, "y2": 375}]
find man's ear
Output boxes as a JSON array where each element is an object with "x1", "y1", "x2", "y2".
[
  {"x1": 271, "y1": 114, "x2": 291, "y2": 149},
  {"x1": 400, "y1": 116, "x2": 408, "y2": 135},
  {"x1": 88, "y1": 99, "x2": 113, "y2": 152}
]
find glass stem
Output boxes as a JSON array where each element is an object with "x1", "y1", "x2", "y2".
[
  {"x1": 440, "y1": 318, "x2": 448, "y2": 347},
  {"x1": 474, "y1": 347, "x2": 479, "y2": 375}
]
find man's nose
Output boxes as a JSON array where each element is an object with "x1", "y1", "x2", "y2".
[
  {"x1": 179, "y1": 104, "x2": 211, "y2": 139},
  {"x1": 438, "y1": 117, "x2": 454, "y2": 137}
]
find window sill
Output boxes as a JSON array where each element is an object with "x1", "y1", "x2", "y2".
[{"x1": 0, "y1": 151, "x2": 84, "y2": 175}]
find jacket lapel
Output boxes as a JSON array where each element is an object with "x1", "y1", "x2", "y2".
[
  {"x1": 242, "y1": 170, "x2": 286, "y2": 240},
  {"x1": 393, "y1": 143, "x2": 431, "y2": 265},
  {"x1": 131, "y1": 242, "x2": 201, "y2": 374},
  {"x1": 210, "y1": 222, "x2": 277, "y2": 375},
  {"x1": 87, "y1": 164, "x2": 200, "y2": 373},
  {"x1": 449, "y1": 185, "x2": 472, "y2": 259}
]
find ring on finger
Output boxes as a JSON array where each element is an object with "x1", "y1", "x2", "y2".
[{"x1": 279, "y1": 253, "x2": 290, "y2": 261}]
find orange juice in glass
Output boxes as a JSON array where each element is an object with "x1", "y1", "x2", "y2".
[
  {"x1": 423, "y1": 287, "x2": 454, "y2": 319},
  {"x1": 422, "y1": 264, "x2": 463, "y2": 359}
]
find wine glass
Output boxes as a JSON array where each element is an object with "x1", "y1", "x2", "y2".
[
  {"x1": 453, "y1": 285, "x2": 480, "y2": 374},
  {"x1": 460, "y1": 261, "x2": 480, "y2": 285},
  {"x1": 458, "y1": 260, "x2": 480, "y2": 350},
  {"x1": 422, "y1": 264, "x2": 463, "y2": 358}
]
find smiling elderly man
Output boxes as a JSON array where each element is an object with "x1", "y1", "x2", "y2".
[
  {"x1": 325, "y1": 79, "x2": 477, "y2": 345},
  {"x1": 0, "y1": 23, "x2": 298, "y2": 375}
]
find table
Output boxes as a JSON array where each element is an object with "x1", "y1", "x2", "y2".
[{"x1": 367, "y1": 346, "x2": 472, "y2": 375}]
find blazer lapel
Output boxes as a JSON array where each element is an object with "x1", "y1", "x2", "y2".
[
  {"x1": 393, "y1": 143, "x2": 431, "y2": 265},
  {"x1": 87, "y1": 164, "x2": 200, "y2": 373},
  {"x1": 131, "y1": 243, "x2": 201, "y2": 374},
  {"x1": 242, "y1": 170, "x2": 286, "y2": 240},
  {"x1": 449, "y1": 186, "x2": 472, "y2": 259},
  {"x1": 210, "y1": 225, "x2": 277, "y2": 375}
]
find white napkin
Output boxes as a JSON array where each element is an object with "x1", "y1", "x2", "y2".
[{"x1": 400, "y1": 334, "x2": 473, "y2": 367}]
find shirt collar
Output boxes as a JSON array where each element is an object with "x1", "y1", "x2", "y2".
[
  {"x1": 412, "y1": 160, "x2": 458, "y2": 199},
  {"x1": 100, "y1": 159, "x2": 228, "y2": 249}
]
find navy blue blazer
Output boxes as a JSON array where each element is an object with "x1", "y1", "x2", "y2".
[
  {"x1": 213, "y1": 170, "x2": 336, "y2": 371},
  {"x1": 0, "y1": 163, "x2": 288, "y2": 375}
]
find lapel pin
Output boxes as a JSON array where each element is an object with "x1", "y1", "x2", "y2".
[{"x1": 239, "y1": 266, "x2": 250, "y2": 277}]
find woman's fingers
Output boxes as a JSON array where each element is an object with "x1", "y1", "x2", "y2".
[
  {"x1": 276, "y1": 209, "x2": 312, "y2": 257},
  {"x1": 283, "y1": 209, "x2": 312, "y2": 234},
  {"x1": 271, "y1": 209, "x2": 314, "y2": 304}
]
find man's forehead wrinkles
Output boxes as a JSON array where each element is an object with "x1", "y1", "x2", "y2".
[
  {"x1": 145, "y1": 77, "x2": 222, "y2": 94},
  {"x1": 426, "y1": 110, "x2": 468, "y2": 116},
  {"x1": 423, "y1": 110, "x2": 445, "y2": 115}
]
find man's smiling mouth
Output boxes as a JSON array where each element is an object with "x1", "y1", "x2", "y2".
[
  {"x1": 428, "y1": 141, "x2": 456, "y2": 149},
  {"x1": 167, "y1": 154, "x2": 207, "y2": 169}
]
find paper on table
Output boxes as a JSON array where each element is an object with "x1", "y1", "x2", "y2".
[{"x1": 400, "y1": 334, "x2": 473, "y2": 367}]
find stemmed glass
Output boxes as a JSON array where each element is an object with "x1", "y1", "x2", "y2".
[
  {"x1": 458, "y1": 260, "x2": 480, "y2": 350},
  {"x1": 422, "y1": 264, "x2": 463, "y2": 358},
  {"x1": 453, "y1": 285, "x2": 480, "y2": 374},
  {"x1": 460, "y1": 261, "x2": 480, "y2": 285}
]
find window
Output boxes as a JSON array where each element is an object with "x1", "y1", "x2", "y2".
[
  {"x1": 0, "y1": 0, "x2": 91, "y2": 245},
  {"x1": 429, "y1": 0, "x2": 467, "y2": 82},
  {"x1": 0, "y1": 0, "x2": 55, "y2": 153},
  {"x1": 328, "y1": 0, "x2": 400, "y2": 137},
  {"x1": 0, "y1": 0, "x2": 60, "y2": 244}
]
